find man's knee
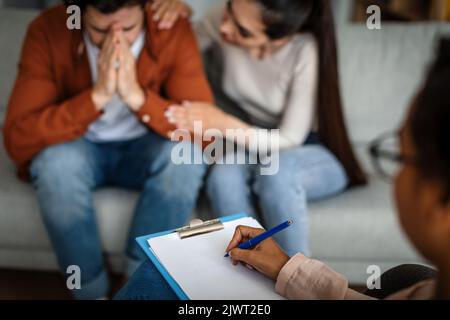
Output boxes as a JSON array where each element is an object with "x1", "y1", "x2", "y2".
[
  {"x1": 30, "y1": 140, "x2": 96, "y2": 192},
  {"x1": 207, "y1": 164, "x2": 249, "y2": 194},
  {"x1": 146, "y1": 142, "x2": 207, "y2": 199},
  {"x1": 167, "y1": 163, "x2": 206, "y2": 199},
  {"x1": 151, "y1": 140, "x2": 201, "y2": 171},
  {"x1": 206, "y1": 165, "x2": 228, "y2": 192}
]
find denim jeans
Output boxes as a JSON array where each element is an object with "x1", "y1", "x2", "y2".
[
  {"x1": 206, "y1": 144, "x2": 348, "y2": 257},
  {"x1": 29, "y1": 131, "x2": 206, "y2": 299},
  {"x1": 114, "y1": 260, "x2": 179, "y2": 300}
]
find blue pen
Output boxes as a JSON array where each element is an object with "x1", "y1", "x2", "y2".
[{"x1": 224, "y1": 220, "x2": 293, "y2": 257}]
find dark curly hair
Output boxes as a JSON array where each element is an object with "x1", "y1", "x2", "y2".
[
  {"x1": 411, "y1": 38, "x2": 450, "y2": 203},
  {"x1": 64, "y1": 0, "x2": 147, "y2": 14}
]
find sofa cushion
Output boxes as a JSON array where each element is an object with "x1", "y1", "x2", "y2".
[
  {"x1": 338, "y1": 23, "x2": 450, "y2": 171},
  {"x1": 310, "y1": 177, "x2": 419, "y2": 262}
]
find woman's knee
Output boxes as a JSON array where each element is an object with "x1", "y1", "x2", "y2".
[
  {"x1": 206, "y1": 164, "x2": 250, "y2": 196},
  {"x1": 253, "y1": 164, "x2": 305, "y2": 202},
  {"x1": 268, "y1": 145, "x2": 349, "y2": 201}
]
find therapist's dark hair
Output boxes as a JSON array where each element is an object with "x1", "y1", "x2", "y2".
[
  {"x1": 410, "y1": 38, "x2": 450, "y2": 202},
  {"x1": 64, "y1": 0, "x2": 147, "y2": 14},
  {"x1": 255, "y1": 0, "x2": 367, "y2": 186}
]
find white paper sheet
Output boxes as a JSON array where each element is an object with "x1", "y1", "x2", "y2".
[{"x1": 148, "y1": 217, "x2": 285, "y2": 300}]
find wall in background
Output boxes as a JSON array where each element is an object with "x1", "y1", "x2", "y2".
[
  {"x1": 0, "y1": 0, "x2": 349, "y2": 26},
  {"x1": 0, "y1": 0, "x2": 350, "y2": 25},
  {"x1": 0, "y1": 0, "x2": 223, "y2": 14},
  {"x1": 185, "y1": 0, "x2": 222, "y2": 20},
  {"x1": 2, "y1": 0, "x2": 59, "y2": 9},
  {"x1": 353, "y1": 0, "x2": 450, "y2": 22}
]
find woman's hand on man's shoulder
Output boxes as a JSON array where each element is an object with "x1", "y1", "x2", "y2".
[{"x1": 151, "y1": 0, "x2": 193, "y2": 30}]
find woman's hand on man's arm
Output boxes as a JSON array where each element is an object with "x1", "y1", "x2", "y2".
[
  {"x1": 226, "y1": 226, "x2": 291, "y2": 281},
  {"x1": 152, "y1": 0, "x2": 193, "y2": 29}
]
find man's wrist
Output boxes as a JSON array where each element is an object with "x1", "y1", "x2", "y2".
[
  {"x1": 125, "y1": 86, "x2": 146, "y2": 112},
  {"x1": 92, "y1": 89, "x2": 112, "y2": 111}
]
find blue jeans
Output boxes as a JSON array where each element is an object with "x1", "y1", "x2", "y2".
[
  {"x1": 29, "y1": 131, "x2": 206, "y2": 300},
  {"x1": 206, "y1": 144, "x2": 348, "y2": 256},
  {"x1": 114, "y1": 260, "x2": 178, "y2": 300}
]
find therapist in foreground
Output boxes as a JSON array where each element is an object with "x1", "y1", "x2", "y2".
[{"x1": 115, "y1": 40, "x2": 450, "y2": 300}]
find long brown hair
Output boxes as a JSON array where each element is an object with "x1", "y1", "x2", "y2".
[{"x1": 258, "y1": 0, "x2": 367, "y2": 186}]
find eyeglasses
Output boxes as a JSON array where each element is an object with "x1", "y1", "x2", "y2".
[
  {"x1": 226, "y1": 0, "x2": 253, "y2": 39},
  {"x1": 369, "y1": 131, "x2": 415, "y2": 180}
]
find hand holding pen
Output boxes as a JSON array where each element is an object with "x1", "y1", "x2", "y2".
[{"x1": 225, "y1": 221, "x2": 292, "y2": 281}]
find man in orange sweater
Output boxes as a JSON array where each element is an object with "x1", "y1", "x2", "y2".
[{"x1": 3, "y1": 0, "x2": 213, "y2": 299}]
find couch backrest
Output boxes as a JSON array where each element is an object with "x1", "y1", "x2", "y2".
[
  {"x1": 337, "y1": 23, "x2": 450, "y2": 171},
  {"x1": 186, "y1": 0, "x2": 222, "y2": 21},
  {"x1": 339, "y1": 23, "x2": 450, "y2": 142}
]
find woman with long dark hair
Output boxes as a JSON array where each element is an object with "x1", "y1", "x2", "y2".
[{"x1": 159, "y1": 0, "x2": 367, "y2": 256}]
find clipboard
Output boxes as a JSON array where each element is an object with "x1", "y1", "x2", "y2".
[{"x1": 136, "y1": 213, "x2": 248, "y2": 300}]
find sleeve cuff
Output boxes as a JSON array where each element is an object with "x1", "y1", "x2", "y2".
[
  {"x1": 275, "y1": 254, "x2": 309, "y2": 297},
  {"x1": 66, "y1": 89, "x2": 102, "y2": 127},
  {"x1": 134, "y1": 89, "x2": 176, "y2": 138},
  {"x1": 275, "y1": 253, "x2": 349, "y2": 300}
]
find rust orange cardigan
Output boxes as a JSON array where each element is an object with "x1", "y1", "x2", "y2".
[{"x1": 3, "y1": 4, "x2": 214, "y2": 178}]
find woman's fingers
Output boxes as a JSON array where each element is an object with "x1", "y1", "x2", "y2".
[
  {"x1": 229, "y1": 239, "x2": 290, "y2": 281},
  {"x1": 152, "y1": 0, "x2": 191, "y2": 29},
  {"x1": 159, "y1": 10, "x2": 178, "y2": 29},
  {"x1": 153, "y1": 0, "x2": 173, "y2": 21},
  {"x1": 229, "y1": 248, "x2": 260, "y2": 267},
  {"x1": 225, "y1": 227, "x2": 245, "y2": 253},
  {"x1": 166, "y1": 106, "x2": 185, "y2": 121},
  {"x1": 165, "y1": 106, "x2": 192, "y2": 129},
  {"x1": 182, "y1": 101, "x2": 207, "y2": 108},
  {"x1": 225, "y1": 226, "x2": 265, "y2": 253},
  {"x1": 166, "y1": 106, "x2": 196, "y2": 121},
  {"x1": 151, "y1": 0, "x2": 164, "y2": 11}
]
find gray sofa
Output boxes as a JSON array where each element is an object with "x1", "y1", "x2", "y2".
[{"x1": 1, "y1": 1, "x2": 449, "y2": 285}]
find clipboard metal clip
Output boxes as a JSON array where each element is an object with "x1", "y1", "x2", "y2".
[{"x1": 175, "y1": 218, "x2": 224, "y2": 239}]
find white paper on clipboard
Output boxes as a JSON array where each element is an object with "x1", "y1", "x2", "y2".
[{"x1": 148, "y1": 216, "x2": 285, "y2": 300}]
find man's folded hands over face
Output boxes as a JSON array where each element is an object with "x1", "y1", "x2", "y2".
[{"x1": 92, "y1": 23, "x2": 145, "y2": 112}]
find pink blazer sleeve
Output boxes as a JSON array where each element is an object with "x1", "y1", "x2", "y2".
[{"x1": 275, "y1": 254, "x2": 374, "y2": 300}]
